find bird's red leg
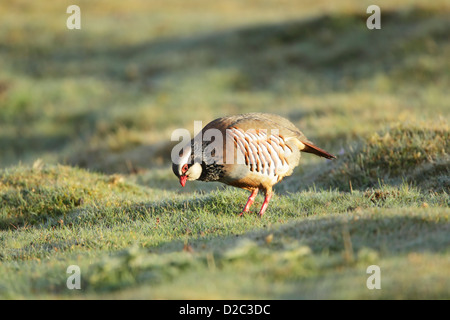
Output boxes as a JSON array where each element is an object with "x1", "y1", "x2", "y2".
[
  {"x1": 258, "y1": 188, "x2": 272, "y2": 217},
  {"x1": 239, "y1": 189, "x2": 259, "y2": 216}
]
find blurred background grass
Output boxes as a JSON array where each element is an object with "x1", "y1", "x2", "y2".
[
  {"x1": 0, "y1": 0, "x2": 448, "y2": 176},
  {"x1": 0, "y1": 0, "x2": 449, "y2": 299}
]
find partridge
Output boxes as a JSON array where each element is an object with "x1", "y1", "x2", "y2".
[{"x1": 172, "y1": 113, "x2": 336, "y2": 217}]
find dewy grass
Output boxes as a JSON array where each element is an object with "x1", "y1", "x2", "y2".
[
  {"x1": 0, "y1": 162, "x2": 448, "y2": 298},
  {"x1": 305, "y1": 121, "x2": 450, "y2": 191},
  {"x1": 0, "y1": 0, "x2": 449, "y2": 299}
]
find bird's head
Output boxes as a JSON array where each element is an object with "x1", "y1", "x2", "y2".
[{"x1": 172, "y1": 146, "x2": 202, "y2": 187}]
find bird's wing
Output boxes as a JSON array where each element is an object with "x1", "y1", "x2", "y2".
[{"x1": 225, "y1": 126, "x2": 294, "y2": 179}]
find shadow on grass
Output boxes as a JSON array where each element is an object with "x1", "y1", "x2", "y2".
[
  {"x1": 102, "y1": 193, "x2": 449, "y2": 257},
  {"x1": 122, "y1": 207, "x2": 450, "y2": 256}
]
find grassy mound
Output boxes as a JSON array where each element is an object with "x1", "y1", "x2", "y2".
[
  {"x1": 0, "y1": 163, "x2": 150, "y2": 229},
  {"x1": 308, "y1": 122, "x2": 449, "y2": 191}
]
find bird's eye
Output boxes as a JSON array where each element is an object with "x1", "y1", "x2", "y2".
[{"x1": 182, "y1": 164, "x2": 189, "y2": 174}]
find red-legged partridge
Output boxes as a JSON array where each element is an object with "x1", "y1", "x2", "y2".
[{"x1": 172, "y1": 113, "x2": 336, "y2": 217}]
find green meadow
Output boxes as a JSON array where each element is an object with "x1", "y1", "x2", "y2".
[{"x1": 0, "y1": 0, "x2": 449, "y2": 299}]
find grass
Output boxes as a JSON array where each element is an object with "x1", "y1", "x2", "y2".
[
  {"x1": 1, "y1": 161, "x2": 448, "y2": 298},
  {"x1": 0, "y1": 0, "x2": 449, "y2": 299},
  {"x1": 290, "y1": 121, "x2": 450, "y2": 192}
]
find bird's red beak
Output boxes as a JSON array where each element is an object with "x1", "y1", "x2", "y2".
[{"x1": 180, "y1": 175, "x2": 187, "y2": 187}]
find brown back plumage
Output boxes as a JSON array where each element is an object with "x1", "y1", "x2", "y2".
[{"x1": 196, "y1": 113, "x2": 335, "y2": 189}]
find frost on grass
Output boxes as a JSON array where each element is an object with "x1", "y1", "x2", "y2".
[
  {"x1": 314, "y1": 122, "x2": 449, "y2": 191},
  {"x1": 0, "y1": 165, "x2": 149, "y2": 229}
]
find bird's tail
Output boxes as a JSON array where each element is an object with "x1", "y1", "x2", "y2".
[{"x1": 300, "y1": 141, "x2": 336, "y2": 159}]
